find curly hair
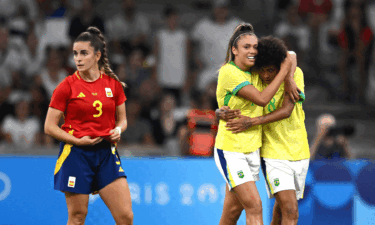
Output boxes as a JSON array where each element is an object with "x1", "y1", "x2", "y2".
[{"x1": 255, "y1": 36, "x2": 287, "y2": 70}]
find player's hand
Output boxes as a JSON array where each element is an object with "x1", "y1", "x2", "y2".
[
  {"x1": 225, "y1": 115, "x2": 253, "y2": 133},
  {"x1": 317, "y1": 114, "x2": 335, "y2": 135},
  {"x1": 284, "y1": 78, "x2": 301, "y2": 103},
  {"x1": 76, "y1": 136, "x2": 103, "y2": 146},
  {"x1": 280, "y1": 53, "x2": 293, "y2": 73},
  {"x1": 108, "y1": 128, "x2": 121, "y2": 143},
  {"x1": 216, "y1": 106, "x2": 240, "y2": 121}
]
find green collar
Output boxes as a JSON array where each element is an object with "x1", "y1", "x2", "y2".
[{"x1": 229, "y1": 61, "x2": 251, "y2": 75}]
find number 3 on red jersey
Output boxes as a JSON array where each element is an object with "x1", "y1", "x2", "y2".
[{"x1": 93, "y1": 100, "x2": 103, "y2": 117}]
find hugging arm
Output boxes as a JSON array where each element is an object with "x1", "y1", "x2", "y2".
[
  {"x1": 236, "y1": 53, "x2": 294, "y2": 107},
  {"x1": 225, "y1": 94, "x2": 295, "y2": 133}
]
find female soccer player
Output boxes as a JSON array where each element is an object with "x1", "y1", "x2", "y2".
[
  {"x1": 214, "y1": 23, "x2": 298, "y2": 225},
  {"x1": 44, "y1": 27, "x2": 133, "y2": 225},
  {"x1": 218, "y1": 36, "x2": 309, "y2": 225}
]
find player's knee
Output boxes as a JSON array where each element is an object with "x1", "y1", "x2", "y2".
[
  {"x1": 228, "y1": 204, "x2": 243, "y2": 221},
  {"x1": 115, "y1": 210, "x2": 134, "y2": 224},
  {"x1": 69, "y1": 209, "x2": 88, "y2": 224},
  {"x1": 281, "y1": 202, "x2": 298, "y2": 221},
  {"x1": 244, "y1": 199, "x2": 262, "y2": 215}
]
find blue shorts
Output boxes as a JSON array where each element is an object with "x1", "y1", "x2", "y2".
[{"x1": 54, "y1": 140, "x2": 126, "y2": 194}]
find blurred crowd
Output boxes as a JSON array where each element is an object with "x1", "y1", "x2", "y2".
[{"x1": 0, "y1": 0, "x2": 373, "y2": 158}]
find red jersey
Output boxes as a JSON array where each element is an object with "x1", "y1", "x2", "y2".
[{"x1": 49, "y1": 71, "x2": 126, "y2": 138}]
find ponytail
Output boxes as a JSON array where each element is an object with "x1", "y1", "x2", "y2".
[
  {"x1": 224, "y1": 23, "x2": 256, "y2": 64},
  {"x1": 76, "y1": 27, "x2": 126, "y2": 88}
]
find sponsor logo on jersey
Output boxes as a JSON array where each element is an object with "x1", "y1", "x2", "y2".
[
  {"x1": 68, "y1": 176, "x2": 76, "y2": 188},
  {"x1": 105, "y1": 88, "x2": 113, "y2": 97},
  {"x1": 77, "y1": 92, "x2": 85, "y2": 98},
  {"x1": 237, "y1": 170, "x2": 244, "y2": 178},
  {"x1": 119, "y1": 167, "x2": 124, "y2": 172},
  {"x1": 92, "y1": 93, "x2": 97, "y2": 96},
  {"x1": 274, "y1": 178, "x2": 280, "y2": 186}
]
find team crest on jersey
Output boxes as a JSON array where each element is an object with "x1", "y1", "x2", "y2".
[
  {"x1": 68, "y1": 176, "x2": 76, "y2": 188},
  {"x1": 237, "y1": 170, "x2": 244, "y2": 178},
  {"x1": 105, "y1": 88, "x2": 113, "y2": 97},
  {"x1": 274, "y1": 178, "x2": 280, "y2": 186}
]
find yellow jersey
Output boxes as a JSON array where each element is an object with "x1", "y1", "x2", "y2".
[
  {"x1": 215, "y1": 61, "x2": 263, "y2": 153},
  {"x1": 261, "y1": 67, "x2": 310, "y2": 160}
]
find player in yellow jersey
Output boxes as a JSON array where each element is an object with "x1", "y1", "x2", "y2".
[
  {"x1": 214, "y1": 23, "x2": 299, "y2": 225},
  {"x1": 218, "y1": 36, "x2": 309, "y2": 225}
]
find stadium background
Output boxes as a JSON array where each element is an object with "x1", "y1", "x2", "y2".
[{"x1": 0, "y1": 0, "x2": 375, "y2": 224}]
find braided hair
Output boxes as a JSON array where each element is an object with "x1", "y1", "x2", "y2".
[
  {"x1": 224, "y1": 23, "x2": 256, "y2": 64},
  {"x1": 75, "y1": 26, "x2": 126, "y2": 87}
]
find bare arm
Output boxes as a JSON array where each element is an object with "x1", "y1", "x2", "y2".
[
  {"x1": 236, "y1": 53, "x2": 293, "y2": 107},
  {"x1": 108, "y1": 102, "x2": 127, "y2": 143},
  {"x1": 225, "y1": 94, "x2": 295, "y2": 133},
  {"x1": 309, "y1": 128, "x2": 328, "y2": 160},
  {"x1": 44, "y1": 107, "x2": 103, "y2": 146},
  {"x1": 284, "y1": 52, "x2": 301, "y2": 102},
  {"x1": 248, "y1": 93, "x2": 295, "y2": 126}
]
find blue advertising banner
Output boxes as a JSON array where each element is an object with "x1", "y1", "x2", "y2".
[
  {"x1": 0, "y1": 157, "x2": 374, "y2": 225},
  {"x1": 0, "y1": 157, "x2": 270, "y2": 225}
]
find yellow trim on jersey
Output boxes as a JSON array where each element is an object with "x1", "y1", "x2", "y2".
[
  {"x1": 54, "y1": 143, "x2": 72, "y2": 175},
  {"x1": 227, "y1": 165, "x2": 236, "y2": 188},
  {"x1": 75, "y1": 71, "x2": 80, "y2": 79}
]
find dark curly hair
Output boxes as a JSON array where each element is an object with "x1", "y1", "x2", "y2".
[{"x1": 255, "y1": 36, "x2": 287, "y2": 70}]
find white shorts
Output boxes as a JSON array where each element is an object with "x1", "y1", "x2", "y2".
[
  {"x1": 261, "y1": 158, "x2": 310, "y2": 200},
  {"x1": 214, "y1": 147, "x2": 260, "y2": 191}
]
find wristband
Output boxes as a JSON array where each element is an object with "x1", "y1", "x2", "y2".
[{"x1": 115, "y1": 126, "x2": 122, "y2": 135}]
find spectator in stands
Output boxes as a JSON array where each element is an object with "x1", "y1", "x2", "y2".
[
  {"x1": 338, "y1": 1, "x2": 373, "y2": 105},
  {"x1": 179, "y1": 90, "x2": 217, "y2": 156},
  {"x1": 123, "y1": 48, "x2": 151, "y2": 99},
  {"x1": 0, "y1": 0, "x2": 18, "y2": 21},
  {"x1": 191, "y1": 0, "x2": 241, "y2": 91},
  {"x1": 310, "y1": 114, "x2": 355, "y2": 160},
  {"x1": 68, "y1": 0, "x2": 105, "y2": 41},
  {"x1": 29, "y1": 85, "x2": 52, "y2": 146},
  {"x1": 106, "y1": 0, "x2": 151, "y2": 57},
  {"x1": 2, "y1": 98, "x2": 40, "y2": 148},
  {"x1": 8, "y1": 3, "x2": 31, "y2": 37},
  {"x1": 0, "y1": 25, "x2": 23, "y2": 86},
  {"x1": 19, "y1": 30, "x2": 45, "y2": 78},
  {"x1": 35, "y1": 46, "x2": 68, "y2": 99},
  {"x1": 298, "y1": 0, "x2": 333, "y2": 75},
  {"x1": 118, "y1": 98, "x2": 155, "y2": 146},
  {"x1": 0, "y1": 25, "x2": 19, "y2": 124},
  {"x1": 318, "y1": 0, "x2": 345, "y2": 67},
  {"x1": 149, "y1": 93, "x2": 184, "y2": 156},
  {"x1": 274, "y1": 4, "x2": 310, "y2": 70},
  {"x1": 154, "y1": 5, "x2": 192, "y2": 107},
  {"x1": 200, "y1": 80, "x2": 218, "y2": 111},
  {"x1": 138, "y1": 78, "x2": 162, "y2": 122}
]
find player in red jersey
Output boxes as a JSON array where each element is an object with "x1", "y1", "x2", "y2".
[{"x1": 44, "y1": 27, "x2": 133, "y2": 225}]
